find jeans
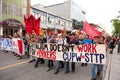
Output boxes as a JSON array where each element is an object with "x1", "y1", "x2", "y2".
[
  {"x1": 48, "y1": 60, "x2": 54, "y2": 68},
  {"x1": 65, "y1": 62, "x2": 75, "y2": 72},
  {"x1": 35, "y1": 58, "x2": 44, "y2": 67},
  {"x1": 91, "y1": 64, "x2": 103, "y2": 78},
  {"x1": 65, "y1": 62, "x2": 69, "y2": 72},
  {"x1": 56, "y1": 61, "x2": 64, "y2": 72}
]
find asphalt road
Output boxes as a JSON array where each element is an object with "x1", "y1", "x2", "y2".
[{"x1": 0, "y1": 50, "x2": 101, "y2": 80}]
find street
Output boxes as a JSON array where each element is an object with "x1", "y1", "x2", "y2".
[
  {"x1": 0, "y1": 50, "x2": 92, "y2": 80},
  {"x1": 0, "y1": 48, "x2": 120, "y2": 80}
]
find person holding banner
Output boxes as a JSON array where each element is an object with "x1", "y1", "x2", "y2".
[
  {"x1": 81, "y1": 34, "x2": 92, "y2": 66},
  {"x1": 12, "y1": 32, "x2": 23, "y2": 59},
  {"x1": 46, "y1": 33, "x2": 56, "y2": 72},
  {"x1": 29, "y1": 32, "x2": 37, "y2": 63},
  {"x1": 22, "y1": 33, "x2": 29, "y2": 58},
  {"x1": 34, "y1": 35, "x2": 45, "y2": 68},
  {"x1": 64, "y1": 33, "x2": 79, "y2": 74},
  {"x1": 54, "y1": 33, "x2": 66, "y2": 74},
  {"x1": 91, "y1": 36, "x2": 104, "y2": 80}
]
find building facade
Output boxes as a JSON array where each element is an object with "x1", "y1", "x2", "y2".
[
  {"x1": 44, "y1": 0, "x2": 86, "y2": 29},
  {"x1": 31, "y1": 4, "x2": 72, "y2": 32},
  {"x1": 0, "y1": 0, "x2": 27, "y2": 37}
]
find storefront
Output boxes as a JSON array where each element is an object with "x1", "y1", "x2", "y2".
[{"x1": 0, "y1": 18, "x2": 24, "y2": 37}]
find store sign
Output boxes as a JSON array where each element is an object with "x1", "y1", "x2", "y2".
[
  {"x1": 6, "y1": 20, "x2": 22, "y2": 27},
  {"x1": 0, "y1": 19, "x2": 24, "y2": 27}
]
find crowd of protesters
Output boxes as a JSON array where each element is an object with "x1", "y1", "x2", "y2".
[{"x1": 0, "y1": 29, "x2": 119, "y2": 80}]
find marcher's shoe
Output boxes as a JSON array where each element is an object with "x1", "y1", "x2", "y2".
[
  {"x1": 54, "y1": 71, "x2": 59, "y2": 74},
  {"x1": 51, "y1": 64, "x2": 54, "y2": 67},
  {"x1": 64, "y1": 71, "x2": 69, "y2": 74},
  {"x1": 60, "y1": 65, "x2": 64, "y2": 68},
  {"x1": 14, "y1": 54, "x2": 17, "y2": 56},
  {"x1": 18, "y1": 56, "x2": 22, "y2": 60},
  {"x1": 72, "y1": 70, "x2": 75, "y2": 73},
  {"x1": 91, "y1": 78, "x2": 96, "y2": 80},
  {"x1": 29, "y1": 59, "x2": 35, "y2": 63},
  {"x1": 46, "y1": 68, "x2": 50, "y2": 72},
  {"x1": 17, "y1": 55, "x2": 20, "y2": 57},
  {"x1": 40, "y1": 61, "x2": 44, "y2": 64},
  {"x1": 29, "y1": 60, "x2": 32, "y2": 63},
  {"x1": 85, "y1": 63, "x2": 88, "y2": 66},
  {"x1": 5, "y1": 51, "x2": 8, "y2": 53},
  {"x1": 81, "y1": 63, "x2": 84, "y2": 66},
  {"x1": 97, "y1": 72, "x2": 100, "y2": 76},
  {"x1": 34, "y1": 65, "x2": 38, "y2": 68}
]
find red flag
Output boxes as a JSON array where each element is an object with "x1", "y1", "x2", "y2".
[
  {"x1": 24, "y1": 15, "x2": 33, "y2": 35},
  {"x1": 33, "y1": 17, "x2": 40, "y2": 34},
  {"x1": 24, "y1": 15, "x2": 40, "y2": 35},
  {"x1": 84, "y1": 21, "x2": 102, "y2": 39}
]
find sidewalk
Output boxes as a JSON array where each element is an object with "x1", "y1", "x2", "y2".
[{"x1": 103, "y1": 46, "x2": 120, "y2": 80}]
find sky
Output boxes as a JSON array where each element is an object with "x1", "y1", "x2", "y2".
[{"x1": 31, "y1": 0, "x2": 120, "y2": 35}]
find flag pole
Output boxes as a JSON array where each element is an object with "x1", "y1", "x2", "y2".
[{"x1": 27, "y1": 0, "x2": 31, "y2": 17}]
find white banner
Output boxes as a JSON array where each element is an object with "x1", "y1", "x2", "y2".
[
  {"x1": 32, "y1": 43, "x2": 106, "y2": 65},
  {"x1": 0, "y1": 38, "x2": 25, "y2": 55}
]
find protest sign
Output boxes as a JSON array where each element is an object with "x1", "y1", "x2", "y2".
[
  {"x1": 0, "y1": 38, "x2": 25, "y2": 55},
  {"x1": 33, "y1": 43, "x2": 106, "y2": 64}
]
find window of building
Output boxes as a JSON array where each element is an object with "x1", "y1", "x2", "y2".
[
  {"x1": 14, "y1": 5, "x2": 19, "y2": 16},
  {"x1": 2, "y1": 1, "x2": 7, "y2": 14},
  {"x1": 43, "y1": 15, "x2": 47, "y2": 23},
  {"x1": 41, "y1": 15, "x2": 44, "y2": 22},
  {"x1": 22, "y1": 7, "x2": 26, "y2": 16},
  {"x1": 48, "y1": 16, "x2": 51, "y2": 23},
  {"x1": 19, "y1": 7, "x2": 22, "y2": 17},
  {"x1": 58, "y1": 19, "x2": 60, "y2": 25},
  {"x1": 55, "y1": 18, "x2": 58, "y2": 25},
  {"x1": 60, "y1": 19, "x2": 64, "y2": 26},
  {"x1": 8, "y1": 3, "x2": 14, "y2": 16}
]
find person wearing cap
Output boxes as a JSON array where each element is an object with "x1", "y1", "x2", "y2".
[
  {"x1": 91, "y1": 36, "x2": 104, "y2": 80},
  {"x1": 64, "y1": 33, "x2": 78, "y2": 74},
  {"x1": 81, "y1": 34, "x2": 92, "y2": 66}
]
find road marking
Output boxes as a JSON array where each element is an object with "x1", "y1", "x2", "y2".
[{"x1": 0, "y1": 60, "x2": 29, "y2": 70}]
